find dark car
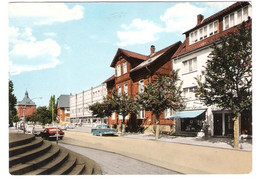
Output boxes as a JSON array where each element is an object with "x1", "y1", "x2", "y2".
[{"x1": 41, "y1": 127, "x2": 64, "y2": 140}]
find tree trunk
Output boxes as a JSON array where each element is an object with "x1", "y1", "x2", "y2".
[
  {"x1": 233, "y1": 113, "x2": 241, "y2": 149},
  {"x1": 121, "y1": 117, "x2": 125, "y2": 136},
  {"x1": 155, "y1": 116, "x2": 160, "y2": 140}
]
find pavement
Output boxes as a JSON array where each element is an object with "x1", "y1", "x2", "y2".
[
  {"x1": 9, "y1": 126, "x2": 253, "y2": 174},
  {"x1": 59, "y1": 143, "x2": 179, "y2": 174}
]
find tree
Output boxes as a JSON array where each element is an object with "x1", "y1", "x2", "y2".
[
  {"x1": 9, "y1": 80, "x2": 20, "y2": 126},
  {"x1": 110, "y1": 89, "x2": 138, "y2": 135},
  {"x1": 195, "y1": 23, "x2": 252, "y2": 149},
  {"x1": 34, "y1": 106, "x2": 52, "y2": 125},
  {"x1": 136, "y1": 70, "x2": 185, "y2": 139},
  {"x1": 89, "y1": 97, "x2": 113, "y2": 125},
  {"x1": 48, "y1": 95, "x2": 57, "y2": 122}
]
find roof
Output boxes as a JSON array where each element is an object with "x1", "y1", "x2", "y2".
[
  {"x1": 110, "y1": 48, "x2": 148, "y2": 67},
  {"x1": 57, "y1": 95, "x2": 70, "y2": 108},
  {"x1": 103, "y1": 75, "x2": 115, "y2": 84},
  {"x1": 183, "y1": 1, "x2": 250, "y2": 35},
  {"x1": 130, "y1": 41, "x2": 182, "y2": 72},
  {"x1": 17, "y1": 91, "x2": 36, "y2": 106}
]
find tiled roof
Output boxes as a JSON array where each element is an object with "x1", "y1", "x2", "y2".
[
  {"x1": 130, "y1": 41, "x2": 182, "y2": 72},
  {"x1": 183, "y1": 1, "x2": 250, "y2": 35},
  {"x1": 173, "y1": 19, "x2": 251, "y2": 59},
  {"x1": 110, "y1": 48, "x2": 148, "y2": 67},
  {"x1": 18, "y1": 91, "x2": 36, "y2": 106},
  {"x1": 57, "y1": 95, "x2": 70, "y2": 108},
  {"x1": 103, "y1": 75, "x2": 115, "y2": 83}
]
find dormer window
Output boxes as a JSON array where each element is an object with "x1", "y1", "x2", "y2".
[
  {"x1": 122, "y1": 62, "x2": 127, "y2": 74},
  {"x1": 116, "y1": 64, "x2": 121, "y2": 77}
]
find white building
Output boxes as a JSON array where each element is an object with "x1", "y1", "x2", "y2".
[
  {"x1": 70, "y1": 83, "x2": 107, "y2": 125},
  {"x1": 171, "y1": 2, "x2": 252, "y2": 136}
]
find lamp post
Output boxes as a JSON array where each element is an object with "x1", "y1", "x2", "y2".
[{"x1": 22, "y1": 97, "x2": 42, "y2": 133}]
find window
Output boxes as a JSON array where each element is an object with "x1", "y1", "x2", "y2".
[
  {"x1": 139, "y1": 80, "x2": 144, "y2": 93},
  {"x1": 203, "y1": 26, "x2": 208, "y2": 38},
  {"x1": 111, "y1": 112, "x2": 115, "y2": 120},
  {"x1": 194, "y1": 31, "x2": 198, "y2": 42},
  {"x1": 124, "y1": 83, "x2": 128, "y2": 95},
  {"x1": 118, "y1": 85, "x2": 121, "y2": 96},
  {"x1": 116, "y1": 64, "x2": 121, "y2": 76},
  {"x1": 230, "y1": 13, "x2": 234, "y2": 27},
  {"x1": 137, "y1": 110, "x2": 145, "y2": 119},
  {"x1": 183, "y1": 58, "x2": 197, "y2": 74},
  {"x1": 183, "y1": 87, "x2": 197, "y2": 100},
  {"x1": 209, "y1": 23, "x2": 213, "y2": 36},
  {"x1": 237, "y1": 9, "x2": 242, "y2": 24},
  {"x1": 243, "y1": 6, "x2": 248, "y2": 21},
  {"x1": 190, "y1": 32, "x2": 194, "y2": 44},
  {"x1": 123, "y1": 62, "x2": 127, "y2": 74},
  {"x1": 164, "y1": 108, "x2": 174, "y2": 118},
  {"x1": 199, "y1": 28, "x2": 203, "y2": 40},
  {"x1": 224, "y1": 16, "x2": 229, "y2": 30},
  {"x1": 213, "y1": 21, "x2": 218, "y2": 34}
]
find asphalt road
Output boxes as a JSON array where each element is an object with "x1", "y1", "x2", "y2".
[{"x1": 58, "y1": 142, "x2": 179, "y2": 175}]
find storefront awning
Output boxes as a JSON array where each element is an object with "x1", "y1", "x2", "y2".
[{"x1": 166, "y1": 109, "x2": 206, "y2": 119}]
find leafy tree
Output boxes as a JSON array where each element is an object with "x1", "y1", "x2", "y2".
[
  {"x1": 136, "y1": 70, "x2": 185, "y2": 139},
  {"x1": 110, "y1": 89, "x2": 138, "y2": 135},
  {"x1": 195, "y1": 23, "x2": 252, "y2": 149},
  {"x1": 9, "y1": 80, "x2": 20, "y2": 126},
  {"x1": 35, "y1": 106, "x2": 52, "y2": 125},
  {"x1": 89, "y1": 97, "x2": 113, "y2": 125},
  {"x1": 48, "y1": 95, "x2": 57, "y2": 122}
]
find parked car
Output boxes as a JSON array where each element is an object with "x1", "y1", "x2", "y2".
[
  {"x1": 91, "y1": 125, "x2": 117, "y2": 136},
  {"x1": 40, "y1": 127, "x2": 64, "y2": 140},
  {"x1": 25, "y1": 125, "x2": 34, "y2": 134}
]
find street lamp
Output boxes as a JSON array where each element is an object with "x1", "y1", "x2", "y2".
[{"x1": 22, "y1": 97, "x2": 42, "y2": 133}]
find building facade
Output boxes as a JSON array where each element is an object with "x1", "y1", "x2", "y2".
[
  {"x1": 171, "y1": 2, "x2": 252, "y2": 136},
  {"x1": 104, "y1": 42, "x2": 182, "y2": 133},
  {"x1": 70, "y1": 83, "x2": 107, "y2": 124},
  {"x1": 57, "y1": 95, "x2": 70, "y2": 123},
  {"x1": 17, "y1": 91, "x2": 37, "y2": 119}
]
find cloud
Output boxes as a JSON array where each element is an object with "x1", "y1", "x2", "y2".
[
  {"x1": 9, "y1": 27, "x2": 62, "y2": 75},
  {"x1": 9, "y1": 3, "x2": 84, "y2": 25},
  {"x1": 116, "y1": 18, "x2": 163, "y2": 46},
  {"x1": 160, "y1": 3, "x2": 205, "y2": 33},
  {"x1": 44, "y1": 32, "x2": 56, "y2": 37},
  {"x1": 10, "y1": 38, "x2": 61, "y2": 58}
]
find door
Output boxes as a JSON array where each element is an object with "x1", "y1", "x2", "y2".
[{"x1": 214, "y1": 113, "x2": 222, "y2": 135}]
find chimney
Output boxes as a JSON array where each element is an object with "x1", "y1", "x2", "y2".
[
  {"x1": 197, "y1": 14, "x2": 204, "y2": 25},
  {"x1": 150, "y1": 45, "x2": 155, "y2": 55}
]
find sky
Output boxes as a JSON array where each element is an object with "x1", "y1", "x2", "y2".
[{"x1": 7, "y1": 1, "x2": 236, "y2": 107}]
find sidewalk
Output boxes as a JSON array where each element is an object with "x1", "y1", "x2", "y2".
[{"x1": 122, "y1": 133, "x2": 252, "y2": 152}]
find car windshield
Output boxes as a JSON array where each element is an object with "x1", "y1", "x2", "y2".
[
  {"x1": 97, "y1": 125, "x2": 109, "y2": 129},
  {"x1": 49, "y1": 129, "x2": 60, "y2": 132}
]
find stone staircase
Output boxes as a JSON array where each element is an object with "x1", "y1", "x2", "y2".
[{"x1": 9, "y1": 133, "x2": 101, "y2": 175}]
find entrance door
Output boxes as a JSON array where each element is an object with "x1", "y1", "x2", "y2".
[
  {"x1": 225, "y1": 113, "x2": 234, "y2": 136},
  {"x1": 214, "y1": 113, "x2": 222, "y2": 135}
]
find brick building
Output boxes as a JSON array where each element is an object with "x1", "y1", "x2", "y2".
[
  {"x1": 17, "y1": 91, "x2": 37, "y2": 119},
  {"x1": 171, "y1": 2, "x2": 252, "y2": 136},
  {"x1": 104, "y1": 42, "x2": 182, "y2": 133},
  {"x1": 57, "y1": 95, "x2": 70, "y2": 124}
]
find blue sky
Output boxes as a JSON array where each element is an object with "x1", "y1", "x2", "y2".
[{"x1": 8, "y1": 1, "x2": 235, "y2": 107}]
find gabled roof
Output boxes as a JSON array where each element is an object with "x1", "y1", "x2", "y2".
[
  {"x1": 57, "y1": 95, "x2": 70, "y2": 108},
  {"x1": 18, "y1": 91, "x2": 36, "y2": 106},
  {"x1": 130, "y1": 41, "x2": 182, "y2": 72},
  {"x1": 183, "y1": 1, "x2": 250, "y2": 35},
  {"x1": 103, "y1": 75, "x2": 115, "y2": 84},
  {"x1": 110, "y1": 48, "x2": 148, "y2": 67}
]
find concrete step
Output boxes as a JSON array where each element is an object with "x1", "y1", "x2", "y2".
[
  {"x1": 9, "y1": 137, "x2": 43, "y2": 157},
  {"x1": 68, "y1": 164, "x2": 85, "y2": 175},
  {"x1": 24, "y1": 148, "x2": 69, "y2": 175},
  {"x1": 9, "y1": 141, "x2": 52, "y2": 167},
  {"x1": 9, "y1": 133, "x2": 35, "y2": 148},
  {"x1": 50, "y1": 154, "x2": 77, "y2": 175},
  {"x1": 10, "y1": 143, "x2": 60, "y2": 175}
]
